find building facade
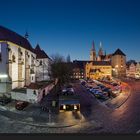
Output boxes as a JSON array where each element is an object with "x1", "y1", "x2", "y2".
[
  {"x1": 0, "y1": 26, "x2": 51, "y2": 97},
  {"x1": 126, "y1": 61, "x2": 140, "y2": 78},
  {"x1": 85, "y1": 61, "x2": 112, "y2": 80},
  {"x1": 34, "y1": 44, "x2": 51, "y2": 82},
  {"x1": 72, "y1": 41, "x2": 126, "y2": 80},
  {"x1": 111, "y1": 49, "x2": 126, "y2": 77}
]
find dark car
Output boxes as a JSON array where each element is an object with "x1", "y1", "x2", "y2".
[
  {"x1": 0, "y1": 97, "x2": 11, "y2": 106},
  {"x1": 15, "y1": 101, "x2": 29, "y2": 110},
  {"x1": 81, "y1": 81, "x2": 86, "y2": 86}
]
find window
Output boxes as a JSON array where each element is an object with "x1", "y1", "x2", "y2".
[
  {"x1": 12, "y1": 55, "x2": 16, "y2": 63},
  {"x1": 33, "y1": 90, "x2": 36, "y2": 95},
  {"x1": 40, "y1": 60, "x2": 42, "y2": 65}
]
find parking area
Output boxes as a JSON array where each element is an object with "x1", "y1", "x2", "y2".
[{"x1": 80, "y1": 78, "x2": 122, "y2": 103}]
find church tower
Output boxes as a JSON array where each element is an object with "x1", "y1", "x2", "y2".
[
  {"x1": 98, "y1": 42, "x2": 104, "y2": 56},
  {"x1": 97, "y1": 41, "x2": 104, "y2": 61},
  {"x1": 90, "y1": 41, "x2": 96, "y2": 61}
]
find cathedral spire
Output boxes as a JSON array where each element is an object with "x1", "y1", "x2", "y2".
[
  {"x1": 90, "y1": 40, "x2": 96, "y2": 61},
  {"x1": 91, "y1": 40, "x2": 96, "y2": 51},
  {"x1": 98, "y1": 41, "x2": 104, "y2": 56},
  {"x1": 99, "y1": 41, "x2": 102, "y2": 48}
]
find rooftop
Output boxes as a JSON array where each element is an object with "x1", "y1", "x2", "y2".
[
  {"x1": 112, "y1": 48, "x2": 126, "y2": 56},
  {"x1": 34, "y1": 44, "x2": 50, "y2": 59},
  {"x1": 0, "y1": 26, "x2": 34, "y2": 52}
]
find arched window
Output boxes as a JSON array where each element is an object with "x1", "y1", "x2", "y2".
[
  {"x1": 12, "y1": 54, "x2": 16, "y2": 62},
  {"x1": 40, "y1": 60, "x2": 43, "y2": 65}
]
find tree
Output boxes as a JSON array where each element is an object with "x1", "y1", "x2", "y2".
[
  {"x1": 50, "y1": 54, "x2": 73, "y2": 88},
  {"x1": 66, "y1": 54, "x2": 71, "y2": 62}
]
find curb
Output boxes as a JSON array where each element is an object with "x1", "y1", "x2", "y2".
[
  {"x1": 115, "y1": 86, "x2": 131, "y2": 109},
  {"x1": 105, "y1": 84, "x2": 131, "y2": 110},
  {"x1": 0, "y1": 104, "x2": 102, "y2": 129},
  {"x1": 0, "y1": 105, "x2": 103, "y2": 129}
]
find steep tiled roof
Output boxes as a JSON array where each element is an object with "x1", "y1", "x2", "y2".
[
  {"x1": 73, "y1": 60, "x2": 91, "y2": 69},
  {"x1": 73, "y1": 60, "x2": 111, "y2": 69},
  {"x1": 113, "y1": 48, "x2": 126, "y2": 56},
  {"x1": 91, "y1": 61, "x2": 111, "y2": 66},
  {"x1": 0, "y1": 26, "x2": 34, "y2": 52},
  {"x1": 34, "y1": 44, "x2": 50, "y2": 59}
]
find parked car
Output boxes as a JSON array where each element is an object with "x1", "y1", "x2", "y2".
[
  {"x1": 94, "y1": 91, "x2": 108, "y2": 100},
  {"x1": 0, "y1": 97, "x2": 11, "y2": 106},
  {"x1": 15, "y1": 101, "x2": 29, "y2": 110},
  {"x1": 90, "y1": 88, "x2": 99, "y2": 93},
  {"x1": 81, "y1": 81, "x2": 86, "y2": 86},
  {"x1": 86, "y1": 86, "x2": 93, "y2": 91}
]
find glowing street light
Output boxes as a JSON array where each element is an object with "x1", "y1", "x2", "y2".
[
  {"x1": 0, "y1": 74, "x2": 8, "y2": 78},
  {"x1": 63, "y1": 105, "x2": 66, "y2": 110},
  {"x1": 74, "y1": 105, "x2": 77, "y2": 110}
]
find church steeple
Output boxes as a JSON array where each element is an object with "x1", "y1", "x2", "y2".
[
  {"x1": 98, "y1": 41, "x2": 104, "y2": 56},
  {"x1": 91, "y1": 41, "x2": 96, "y2": 51},
  {"x1": 90, "y1": 41, "x2": 96, "y2": 61},
  {"x1": 25, "y1": 31, "x2": 29, "y2": 39}
]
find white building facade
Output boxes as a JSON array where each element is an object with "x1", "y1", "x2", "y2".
[
  {"x1": 34, "y1": 44, "x2": 51, "y2": 82},
  {"x1": 0, "y1": 26, "x2": 51, "y2": 98}
]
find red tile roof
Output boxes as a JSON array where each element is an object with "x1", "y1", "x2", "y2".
[
  {"x1": 0, "y1": 26, "x2": 34, "y2": 52},
  {"x1": 27, "y1": 83, "x2": 43, "y2": 89}
]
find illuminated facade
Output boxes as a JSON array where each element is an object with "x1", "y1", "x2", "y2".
[
  {"x1": 111, "y1": 49, "x2": 126, "y2": 77},
  {"x1": 73, "y1": 42, "x2": 126, "y2": 80},
  {"x1": 126, "y1": 62, "x2": 140, "y2": 78},
  {"x1": 0, "y1": 26, "x2": 50, "y2": 97},
  {"x1": 85, "y1": 61, "x2": 112, "y2": 80}
]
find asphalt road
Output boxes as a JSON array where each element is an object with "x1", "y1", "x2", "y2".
[
  {"x1": 78, "y1": 80, "x2": 140, "y2": 134},
  {"x1": 0, "y1": 80, "x2": 140, "y2": 134}
]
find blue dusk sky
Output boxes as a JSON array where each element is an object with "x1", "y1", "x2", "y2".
[{"x1": 0, "y1": 0, "x2": 140, "y2": 61}]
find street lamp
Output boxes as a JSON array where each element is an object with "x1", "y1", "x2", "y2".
[{"x1": 0, "y1": 74, "x2": 8, "y2": 78}]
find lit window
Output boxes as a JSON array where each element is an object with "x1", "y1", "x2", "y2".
[
  {"x1": 74, "y1": 105, "x2": 77, "y2": 110},
  {"x1": 63, "y1": 105, "x2": 66, "y2": 110}
]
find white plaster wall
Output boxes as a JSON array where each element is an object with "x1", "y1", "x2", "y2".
[
  {"x1": 0, "y1": 42, "x2": 10, "y2": 94},
  {"x1": 9, "y1": 43, "x2": 19, "y2": 89},
  {"x1": 27, "y1": 89, "x2": 38, "y2": 103},
  {"x1": 36, "y1": 58, "x2": 50, "y2": 81},
  {"x1": 11, "y1": 91, "x2": 28, "y2": 102},
  {"x1": 0, "y1": 42, "x2": 8, "y2": 75}
]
